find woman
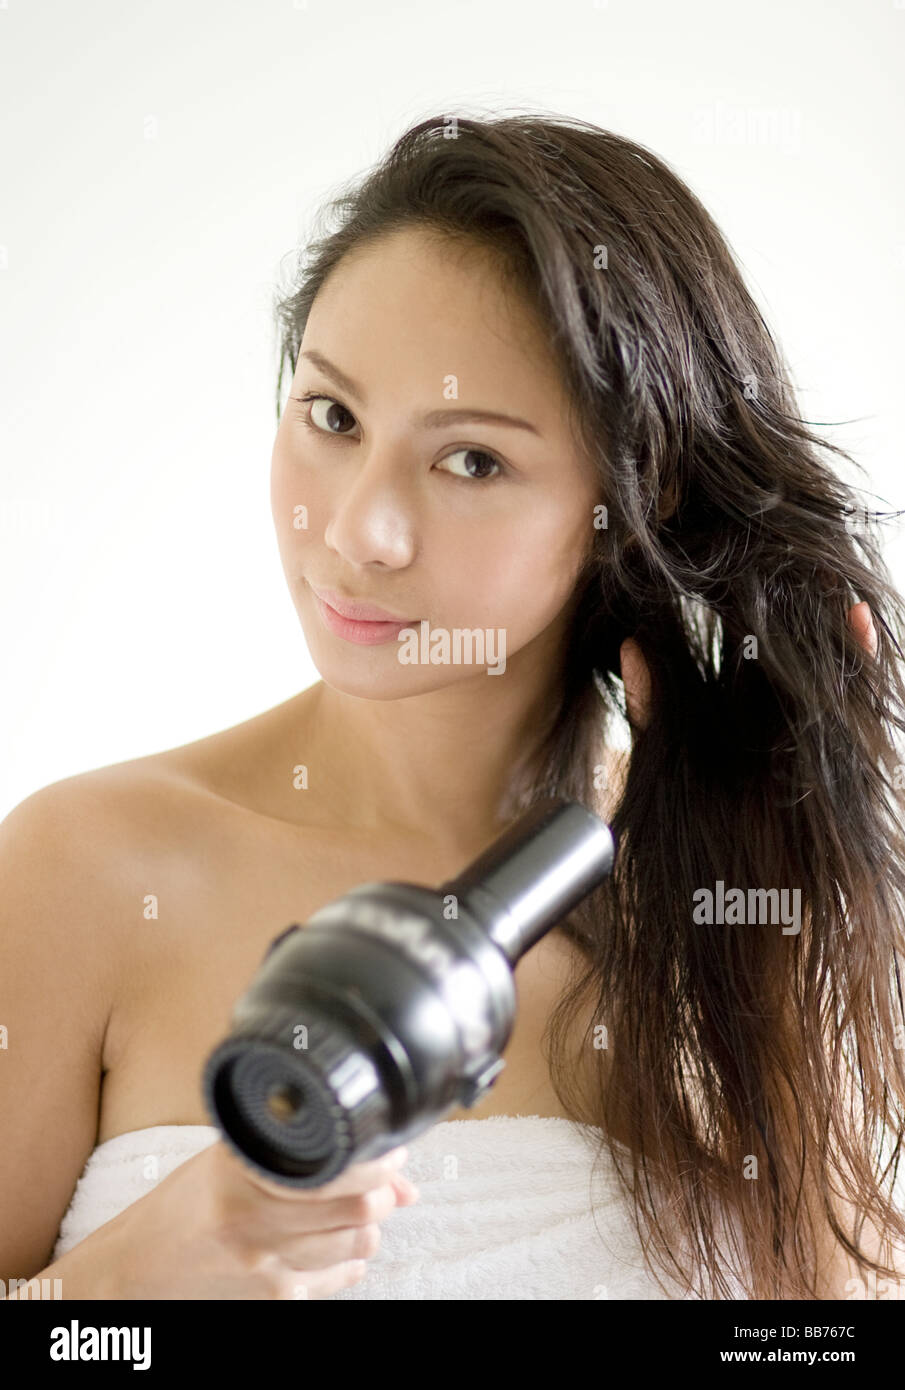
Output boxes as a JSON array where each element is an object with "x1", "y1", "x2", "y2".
[{"x1": 2, "y1": 112, "x2": 903, "y2": 1301}]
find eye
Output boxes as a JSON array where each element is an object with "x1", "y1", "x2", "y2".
[
  {"x1": 294, "y1": 393, "x2": 357, "y2": 436},
  {"x1": 433, "y1": 447, "x2": 503, "y2": 483},
  {"x1": 292, "y1": 392, "x2": 506, "y2": 484}
]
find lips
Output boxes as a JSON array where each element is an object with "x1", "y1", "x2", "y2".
[
  {"x1": 311, "y1": 585, "x2": 415, "y2": 624},
  {"x1": 312, "y1": 588, "x2": 419, "y2": 647}
]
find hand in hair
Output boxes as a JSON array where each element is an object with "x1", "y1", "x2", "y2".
[{"x1": 618, "y1": 601, "x2": 878, "y2": 731}]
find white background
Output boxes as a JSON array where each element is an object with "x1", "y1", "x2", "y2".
[{"x1": 1, "y1": 0, "x2": 903, "y2": 818}]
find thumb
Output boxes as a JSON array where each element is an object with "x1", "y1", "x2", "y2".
[{"x1": 620, "y1": 637, "x2": 652, "y2": 731}]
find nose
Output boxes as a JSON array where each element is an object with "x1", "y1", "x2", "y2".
[{"x1": 323, "y1": 450, "x2": 418, "y2": 569}]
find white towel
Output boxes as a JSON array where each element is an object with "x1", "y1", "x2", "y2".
[{"x1": 52, "y1": 1116, "x2": 733, "y2": 1299}]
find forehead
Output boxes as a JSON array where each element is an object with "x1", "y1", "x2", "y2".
[{"x1": 303, "y1": 227, "x2": 572, "y2": 414}]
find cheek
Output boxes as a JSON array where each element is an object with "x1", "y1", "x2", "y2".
[
  {"x1": 270, "y1": 433, "x2": 325, "y2": 560},
  {"x1": 270, "y1": 432, "x2": 293, "y2": 524},
  {"x1": 438, "y1": 500, "x2": 591, "y2": 631}
]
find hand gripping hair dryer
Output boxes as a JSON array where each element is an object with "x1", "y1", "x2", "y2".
[{"x1": 202, "y1": 797, "x2": 616, "y2": 1188}]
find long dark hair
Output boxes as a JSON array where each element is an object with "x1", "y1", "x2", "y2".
[{"x1": 272, "y1": 109, "x2": 905, "y2": 1299}]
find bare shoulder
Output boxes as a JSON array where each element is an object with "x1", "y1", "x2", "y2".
[
  {"x1": 2, "y1": 684, "x2": 302, "y2": 832},
  {"x1": 0, "y1": 760, "x2": 175, "y2": 892},
  {"x1": 0, "y1": 750, "x2": 236, "y2": 988},
  {"x1": 0, "y1": 686, "x2": 316, "y2": 945},
  {"x1": 1, "y1": 754, "x2": 210, "y2": 865}
]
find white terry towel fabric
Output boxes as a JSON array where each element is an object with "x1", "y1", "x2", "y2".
[{"x1": 52, "y1": 1115, "x2": 739, "y2": 1299}]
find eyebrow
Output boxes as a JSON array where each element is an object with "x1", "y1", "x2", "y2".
[{"x1": 299, "y1": 349, "x2": 542, "y2": 436}]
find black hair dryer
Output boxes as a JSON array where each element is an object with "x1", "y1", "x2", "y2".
[{"x1": 202, "y1": 797, "x2": 616, "y2": 1188}]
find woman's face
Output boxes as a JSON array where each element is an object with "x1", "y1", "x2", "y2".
[{"x1": 270, "y1": 226, "x2": 602, "y2": 700}]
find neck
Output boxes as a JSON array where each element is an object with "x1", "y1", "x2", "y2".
[{"x1": 297, "y1": 664, "x2": 564, "y2": 850}]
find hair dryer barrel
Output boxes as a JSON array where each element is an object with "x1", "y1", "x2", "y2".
[{"x1": 444, "y1": 799, "x2": 616, "y2": 964}]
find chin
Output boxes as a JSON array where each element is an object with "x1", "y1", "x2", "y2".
[{"x1": 305, "y1": 644, "x2": 463, "y2": 702}]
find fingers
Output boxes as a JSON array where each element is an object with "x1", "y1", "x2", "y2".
[
  {"x1": 274, "y1": 1172, "x2": 420, "y2": 1272},
  {"x1": 240, "y1": 1145, "x2": 409, "y2": 1200},
  {"x1": 275, "y1": 1184, "x2": 400, "y2": 1269},
  {"x1": 312, "y1": 1147, "x2": 412, "y2": 1198},
  {"x1": 391, "y1": 1171, "x2": 420, "y2": 1205},
  {"x1": 619, "y1": 602, "x2": 876, "y2": 738},
  {"x1": 219, "y1": 1143, "x2": 412, "y2": 1249},
  {"x1": 848, "y1": 600, "x2": 878, "y2": 658},
  {"x1": 619, "y1": 637, "x2": 652, "y2": 731}
]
